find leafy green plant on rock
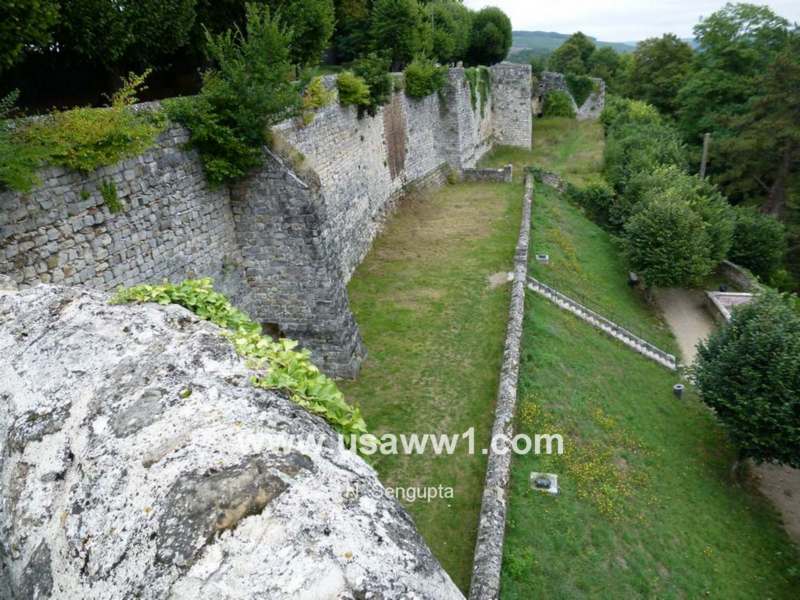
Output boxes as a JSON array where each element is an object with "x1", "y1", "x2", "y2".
[
  {"x1": 403, "y1": 57, "x2": 447, "y2": 99},
  {"x1": 336, "y1": 71, "x2": 371, "y2": 110},
  {"x1": 100, "y1": 179, "x2": 122, "y2": 214},
  {"x1": 111, "y1": 278, "x2": 367, "y2": 437}
]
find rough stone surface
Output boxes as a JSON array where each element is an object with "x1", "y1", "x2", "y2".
[
  {"x1": 468, "y1": 176, "x2": 532, "y2": 600},
  {"x1": 489, "y1": 63, "x2": 533, "y2": 149},
  {"x1": 0, "y1": 68, "x2": 532, "y2": 378},
  {"x1": 532, "y1": 71, "x2": 605, "y2": 120},
  {"x1": 462, "y1": 165, "x2": 513, "y2": 184},
  {"x1": 0, "y1": 284, "x2": 464, "y2": 599}
]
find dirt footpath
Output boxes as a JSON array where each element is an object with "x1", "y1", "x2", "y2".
[{"x1": 653, "y1": 288, "x2": 715, "y2": 365}]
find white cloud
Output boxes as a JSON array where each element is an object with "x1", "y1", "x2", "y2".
[{"x1": 463, "y1": 0, "x2": 800, "y2": 42}]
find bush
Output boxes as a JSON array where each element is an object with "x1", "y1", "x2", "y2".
[
  {"x1": 565, "y1": 73, "x2": 594, "y2": 107},
  {"x1": 19, "y1": 71, "x2": 165, "y2": 175},
  {"x1": 600, "y1": 95, "x2": 661, "y2": 133},
  {"x1": 620, "y1": 166, "x2": 734, "y2": 265},
  {"x1": 466, "y1": 6, "x2": 512, "y2": 66},
  {"x1": 336, "y1": 71, "x2": 371, "y2": 109},
  {"x1": 542, "y1": 90, "x2": 576, "y2": 118},
  {"x1": 567, "y1": 182, "x2": 615, "y2": 225},
  {"x1": 403, "y1": 57, "x2": 448, "y2": 99},
  {"x1": 694, "y1": 291, "x2": 800, "y2": 468},
  {"x1": 164, "y1": 4, "x2": 300, "y2": 186},
  {"x1": 301, "y1": 76, "x2": 334, "y2": 125},
  {"x1": 729, "y1": 207, "x2": 787, "y2": 279},
  {"x1": 111, "y1": 278, "x2": 367, "y2": 437},
  {"x1": 603, "y1": 121, "x2": 686, "y2": 194},
  {"x1": 623, "y1": 198, "x2": 714, "y2": 287},
  {"x1": 352, "y1": 53, "x2": 393, "y2": 116},
  {"x1": 0, "y1": 91, "x2": 49, "y2": 192}
]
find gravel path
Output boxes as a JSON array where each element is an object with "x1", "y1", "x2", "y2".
[
  {"x1": 653, "y1": 288, "x2": 714, "y2": 365},
  {"x1": 655, "y1": 287, "x2": 800, "y2": 546}
]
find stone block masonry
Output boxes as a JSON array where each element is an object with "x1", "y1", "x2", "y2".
[{"x1": 0, "y1": 63, "x2": 532, "y2": 378}]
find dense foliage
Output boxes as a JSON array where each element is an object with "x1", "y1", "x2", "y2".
[
  {"x1": 466, "y1": 7, "x2": 512, "y2": 67},
  {"x1": 622, "y1": 197, "x2": 715, "y2": 287},
  {"x1": 351, "y1": 52, "x2": 393, "y2": 116},
  {"x1": 542, "y1": 90, "x2": 576, "y2": 118},
  {"x1": 403, "y1": 57, "x2": 447, "y2": 99},
  {"x1": 164, "y1": 4, "x2": 300, "y2": 186},
  {"x1": 427, "y1": 0, "x2": 473, "y2": 65},
  {"x1": 1, "y1": 73, "x2": 163, "y2": 192},
  {"x1": 370, "y1": 0, "x2": 430, "y2": 70},
  {"x1": 111, "y1": 278, "x2": 368, "y2": 437},
  {"x1": 565, "y1": 73, "x2": 594, "y2": 107},
  {"x1": 626, "y1": 34, "x2": 693, "y2": 117},
  {"x1": 694, "y1": 291, "x2": 800, "y2": 468},
  {"x1": 729, "y1": 207, "x2": 787, "y2": 279},
  {"x1": 336, "y1": 70, "x2": 371, "y2": 109},
  {"x1": 0, "y1": 0, "x2": 59, "y2": 73}
]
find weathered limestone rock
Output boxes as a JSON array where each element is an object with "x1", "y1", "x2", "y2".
[{"x1": 0, "y1": 284, "x2": 463, "y2": 599}]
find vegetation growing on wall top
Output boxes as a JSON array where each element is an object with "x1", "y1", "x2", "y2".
[
  {"x1": 111, "y1": 277, "x2": 368, "y2": 437},
  {"x1": 403, "y1": 57, "x2": 447, "y2": 99},
  {"x1": 465, "y1": 66, "x2": 491, "y2": 117}
]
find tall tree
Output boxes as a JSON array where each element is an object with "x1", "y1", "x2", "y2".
[
  {"x1": 548, "y1": 31, "x2": 595, "y2": 75},
  {"x1": 718, "y1": 31, "x2": 800, "y2": 217},
  {"x1": 332, "y1": 0, "x2": 373, "y2": 63},
  {"x1": 626, "y1": 34, "x2": 693, "y2": 116},
  {"x1": 426, "y1": 0, "x2": 472, "y2": 65},
  {"x1": 677, "y1": 3, "x2": 789, "y2": 146},
  {"x1": 0, "y1": 0, "x2": 59, "y2": 73},
  {"x1": 466, "y1": 6, "x2": 512, "y2": 66},
  {"x1": 371, "y1": 0, "x2": 430, "y2": 70}
]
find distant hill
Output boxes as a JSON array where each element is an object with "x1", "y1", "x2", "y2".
[{"x1": 509, "y1": 31, "x2": 637, "y2": 62}]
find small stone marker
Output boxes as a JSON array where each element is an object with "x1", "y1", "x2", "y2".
[
  {"x1": 673, "y1": 384, "x2": 685, "y2": 399},
  {"x1": 529, "y1": 472, "x2": 559, "y2": 495},
  {"x1": 535, "y1": 253, "x2": 550, "y2": 264}
]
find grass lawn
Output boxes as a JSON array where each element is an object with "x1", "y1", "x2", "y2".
[
  {"x1": 339, "y1": 182, "x2": 523, "y2": 591},
  {"x1": 489, "y1": 117, "x2": 800, "y2": 598}
]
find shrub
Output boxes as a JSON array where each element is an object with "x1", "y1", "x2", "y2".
[
  {"x1": 694, "y1": 291, "x2": 800, "y2": 468},
  {"x1": 164, "y1": 4, "x2": 300, "y2": 186},
  {"x1": 19, "y1": 71, "x2": 165, "y2": 174},
  {"x1": 542, "y1": 90, "x2": 576, "y2": 118},
  {"x1": 599, "y1": 95, "x2": 661, "y2": 133},
  {"x1": 336, "y1": 71, "x2": 371, "y2": 109},
  {"x1": 0, "y1": 91, "x2": 49, "y2": 192},
  {"x1": 466, "y1": 6, "x2": 512, "y2": 66},
  {"x1": 622, "y1": 198, "x2": 714, "y2": 287},
  {"x1": 567, "y1": 182, "x2": 615, "y2": 225},
  {"x1": 565, "y1": 73, "x2": 594, "y2": 107},
  {"x1": 403, "y1": 57, "x2": 448, "y2": 99},
  {"x1": 603, "y1": 121, "x2": 686, "y2": 194},
  {"x1": 729, "y1": 207, "x2": 787, "y2": 279},
  {"x1": 621, "y1": 166, "x2": 734, "y2": 265},
  {"x1": 352, "y1": 53, "x2": 393, "y2": 116},
  {"x1": 301, "y1": 76, "x2": 334, "y2": 125},
  {"x1": 100, "y1": 179, "x2": 122, "y2": 214},
  {"x1": 111, "y1": 278, "x2": 367, "y2": 437}
]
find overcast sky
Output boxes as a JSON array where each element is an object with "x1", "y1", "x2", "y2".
[{"x1": 463, "y1": 0, "x2": 800, "y2": 42}]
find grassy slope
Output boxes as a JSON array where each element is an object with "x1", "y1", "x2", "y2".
[
  {"x1": 339, "y1": 182, "x2": 522, "y2": 591},
  {"x1": 485, "y1": 118, "x2": 800, "y2": 598}
]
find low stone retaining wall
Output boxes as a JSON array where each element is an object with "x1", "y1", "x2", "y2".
[
  {"x1": 462, "y1": 164, "x2": 513, "y2": 183},
  {"x1": 718, "y1": 260, "x2": 760, "y2": 292},
  {"x1": 527, "y1": 276, "x2": 678, "y2": 370},
  {"x1": 468, "y1": 174, "x2": 532, "y2": 600}
]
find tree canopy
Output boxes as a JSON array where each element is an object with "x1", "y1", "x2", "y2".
[{"x1": 466, "y1": 7, "x2": 512, "y2": 66}]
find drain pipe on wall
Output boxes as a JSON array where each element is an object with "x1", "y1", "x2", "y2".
[{"x1": 468, "y1": 173, "x2": 533, "y2": 600}]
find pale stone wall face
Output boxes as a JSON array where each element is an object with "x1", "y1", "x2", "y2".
[{"x1": 0, "y1": 66, "x2": 533, "y2": 377}]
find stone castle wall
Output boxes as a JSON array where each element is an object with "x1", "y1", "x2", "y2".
[{"x1": 0, "y1": 63, "x2": 532, "y2": 377}]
